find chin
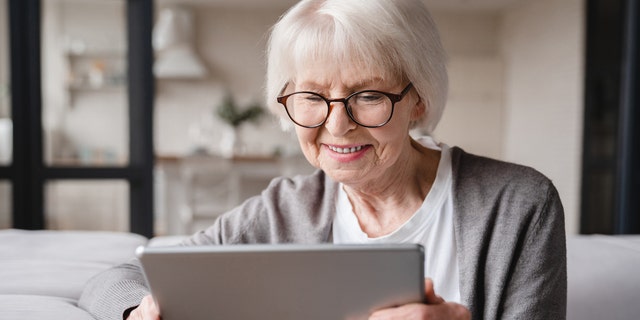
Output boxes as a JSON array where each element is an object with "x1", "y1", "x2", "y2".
[{"x1": 323, "y1": 167, "x2": 370, "y2": 186}]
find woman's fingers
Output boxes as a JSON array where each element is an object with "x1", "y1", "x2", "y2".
[
  {"x1": 424, "y1": 278, "x2": 445, "y2": 304},
  {"x1": 369, "y1": 302, "x2": 471, "y2": 320},
  {"x1": 368, "y1": 278, "x2": 470, "y2": 320},
  {"x1": 127, "y1": 295, "x2": 161, "y2": 320}
]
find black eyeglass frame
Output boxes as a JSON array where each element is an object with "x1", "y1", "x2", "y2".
[{"x1": 276, "y1": 83, "x2": 414, "y2": 128}]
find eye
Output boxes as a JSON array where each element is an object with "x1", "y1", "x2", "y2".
[
  {"x1": 354, "y1": 92, "x2": 386, "y2": 104},
  {"x1": 304, "y1": 94, "x2": 324, "y2": 102},
  {"x1": 288, "y1": 93, "x2": 327, "y2": 111}
]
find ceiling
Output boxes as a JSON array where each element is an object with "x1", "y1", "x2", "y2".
[
  {"x1": 425, "y1": 0, "x2": 525, "y2": 11},
  {"x1": 155, "y1": 0, "x2": 526, "y2": 12}
]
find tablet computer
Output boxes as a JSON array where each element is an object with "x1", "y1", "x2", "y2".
[{"x1": 137, "y1": 244, "x2": 425, "y2": 320}]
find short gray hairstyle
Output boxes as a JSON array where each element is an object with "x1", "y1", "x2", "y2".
[{"x1": 266, "y1": 0, "x2": 448, "y2": 134}]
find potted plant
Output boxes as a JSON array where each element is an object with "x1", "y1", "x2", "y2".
[{"x1": 215, "y1": 94, "x2": 264, "y2": 157}]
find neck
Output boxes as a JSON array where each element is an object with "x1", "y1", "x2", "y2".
[{"x1": 343, "y1": 138, "x2": 440, "y2": 237}]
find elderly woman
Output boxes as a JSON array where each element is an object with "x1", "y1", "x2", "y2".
[{"x1": 79, "y1": 0, "x2": 566, "y2": 319}]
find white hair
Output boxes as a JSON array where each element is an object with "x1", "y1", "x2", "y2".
[{"x1": 265, "y1": 0, "x2": 448, "y2": 134}]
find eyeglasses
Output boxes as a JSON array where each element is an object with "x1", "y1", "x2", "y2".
[{"x1": 277, "y1": 83, "x2": 414, "y2": 128}]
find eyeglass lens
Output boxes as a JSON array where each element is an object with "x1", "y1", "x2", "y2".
[{"x1": 284, "y1": 91, "x2": 393, "y2": 127}]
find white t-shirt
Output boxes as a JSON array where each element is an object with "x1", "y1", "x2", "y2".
[{"x1": 332, "y1": 136, "x2": 461, "y2": 303}]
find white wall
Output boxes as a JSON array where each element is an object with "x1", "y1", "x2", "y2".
[
  {"x1": 0, "y1": 0, "x2": 9, "y2": 118},
  {"x1": 154, "y1": 5, "x2": 299, "y2": 157},
  {"x1": 431, "y1": 11, "x2": 504, "y2": 159},
  {"x1": 431, "y1": 2, "x2": 584, "y2": 235},
  {"x1": 500, "y1": 0, "x2": 584, "y2": 234},
  {"x1": 0, "y1": 0, "x2": 10, "y2": 228}
]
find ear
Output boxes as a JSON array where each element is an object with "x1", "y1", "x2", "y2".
[{"x1": 410, "y1": 96, "x2": 427, "y2": 122}]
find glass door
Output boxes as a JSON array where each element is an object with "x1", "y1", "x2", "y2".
[
  {"x1": 41, "y1": 0, "x2": 130, "y2": 231},
  {"x1": 42, "y1": 0, "x2": 128, "y2": 168},
  {"x1": 8, "y1": 0, "x2": 154, "y2": 236}
]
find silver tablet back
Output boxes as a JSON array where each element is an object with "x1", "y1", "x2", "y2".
[{"x1": 137, "y1": 244, "x2": 424, "y2": 320}]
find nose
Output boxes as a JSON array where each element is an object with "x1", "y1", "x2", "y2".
[{"x1": 324, "y1": 101, "x2": 356, "y2": 136}]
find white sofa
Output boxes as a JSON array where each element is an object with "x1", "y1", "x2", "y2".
[
  {"x1": 566, "y1": 235, "x2": 640, "y2": 320},
  {"x1": 0, "y1": 229, "x2": 147, "y2": 320},
  {"x1": 1, "y1": 229, "x2": 639, "y2": 319}
]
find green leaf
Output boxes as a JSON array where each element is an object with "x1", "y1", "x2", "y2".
[{"x1": 216, "y1": 95, "x2": 264, "y2": 127}]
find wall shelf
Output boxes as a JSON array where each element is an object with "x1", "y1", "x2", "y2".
[{"x1": 65, "y1": 50, "x2": 127, "y2": 105}]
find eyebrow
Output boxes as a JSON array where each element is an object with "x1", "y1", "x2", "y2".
[{"x1": 295, "y1": 77, "x2": 387, "y2": 92}]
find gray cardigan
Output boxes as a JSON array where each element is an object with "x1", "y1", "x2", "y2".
[{"x1": 79, "y1": 147, "x2": 567, "y2": 320}]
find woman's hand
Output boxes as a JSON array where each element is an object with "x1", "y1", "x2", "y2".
[
  {"x1": 369, "y1": 278, "x2": 470, "y2": 320},
  {"x1": 126, "y1": 295, "x2": 161, "y2": 320}
]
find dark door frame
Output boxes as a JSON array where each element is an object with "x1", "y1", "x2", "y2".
[
  {"x1": 615, "y1": 0, "x2": 640, "y2": 233},
  {"x1": 5, "y1": 0, "x2": 155, "y2": 237},
  {"x1": 582, "y1": 0, "x2": 640, "y2": 234}
]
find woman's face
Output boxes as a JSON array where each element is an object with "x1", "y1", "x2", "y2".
[{"x1": 291, "y1": 64, "x2": 425, "y2": 186}]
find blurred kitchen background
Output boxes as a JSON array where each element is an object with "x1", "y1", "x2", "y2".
[{"x1": 1, "y1": 0, "x2": 637, "y2": 237}]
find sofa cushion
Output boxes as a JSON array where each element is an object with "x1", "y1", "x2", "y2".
[
  {"x1": 0, "y1": 295, "x2": 96, "y2": 320},
  {"x1": 0, "y1": 229, "x2": 147, "y2": 299}
]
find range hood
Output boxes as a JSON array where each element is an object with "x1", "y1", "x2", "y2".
[{"x1": 153, "y1": 6, "x2": 207, "y2": 79}]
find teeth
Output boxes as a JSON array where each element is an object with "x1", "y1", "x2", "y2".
[{"x1": 328, "y1": 145, "x2": 363, "y2": 154}]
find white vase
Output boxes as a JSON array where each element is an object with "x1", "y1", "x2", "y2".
[{"x1": 220, "y1": 126, "x2": 244, "y2": 158}]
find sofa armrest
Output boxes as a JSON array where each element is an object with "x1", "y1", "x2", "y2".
[
  {"x1": 567, "y1": 235, "x2": 640, "y2": 320},
  {"x1": 0, "y1": 229, "x2": 148, "y2": 319}
]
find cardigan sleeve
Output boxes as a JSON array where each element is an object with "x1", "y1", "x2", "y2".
[
  {"x1": 451, "y1": 147, "x2": 567, "y2": 320},
  {"x1": 184, "y1": 169, "x2": 335, "y2": 245},
  {"x1": 77, "y1": 170, "x2": 336, "y2": 320},
  {"x1": 500, "y1": 182, "x2": 567, "y2": 319},
  {"x1": 77, "y1": 259, "x2": 150, "y2": 320}
]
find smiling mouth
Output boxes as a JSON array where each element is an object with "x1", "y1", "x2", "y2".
[{"x1": 327, "y1": 145, "x2": 364, "y2": 154}]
